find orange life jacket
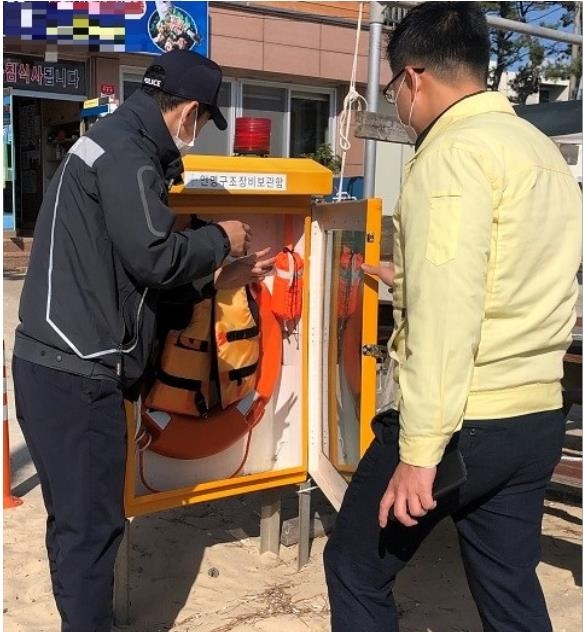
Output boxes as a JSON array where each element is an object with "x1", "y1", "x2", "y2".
[
  {"x1": 145, "y1": 286, "x2": 260, "y2": 417},
  {"x1": 215, "y1": 285, "x2": 260, "y2": 408},
  {"x1": 141, "y1": 282, "x2": 283, "y2": 460}
]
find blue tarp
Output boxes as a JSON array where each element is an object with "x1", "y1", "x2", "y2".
[{"x1": 324, "y1": 176, "x2": 364, "y2": 202}]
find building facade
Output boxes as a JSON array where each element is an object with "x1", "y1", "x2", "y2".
[
  {"x1": 3, "y1": 1, "x2": 391, "y2": 235},
  {"x1": 497, "y1": 70, "x2": 570, "y2": 105}
]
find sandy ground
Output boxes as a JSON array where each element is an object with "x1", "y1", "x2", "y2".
[{"x1": 3, "y1": 273, "x2": 582, "y2": 632}]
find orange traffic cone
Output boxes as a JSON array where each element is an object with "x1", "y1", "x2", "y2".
[{"x1": 4, "y1": 342, "x2": 22, "y2": 509}]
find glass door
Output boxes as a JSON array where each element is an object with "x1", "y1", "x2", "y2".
[
  {"x1": 3, "y1": 89, "x2": 16, "y2": 230},
  {"x1": 308, "y1": 198, "x2": 382, "y2": 510},
  {"x1": 14, "y1": 96, "x2": 44, "y2": 230}
]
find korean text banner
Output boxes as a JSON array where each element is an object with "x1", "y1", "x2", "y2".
[{"x1": 3, "y1": 1, "x2": 209, "y2": 56}]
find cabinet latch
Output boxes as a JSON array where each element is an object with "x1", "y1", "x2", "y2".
[{"x1": 362, "y1": 344, "x2": 388, "y2": 360}]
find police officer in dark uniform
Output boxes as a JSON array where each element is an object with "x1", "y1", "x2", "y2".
[{"x1": 12, "y1": 50, "x2": 252, "y2": 631}]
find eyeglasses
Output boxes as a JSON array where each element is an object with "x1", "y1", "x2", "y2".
[{"x1": 382, "y1": 67, "x2": 425, "y2": 105}]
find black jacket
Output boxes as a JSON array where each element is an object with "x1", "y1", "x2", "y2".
[{"x1": 15, "y1": 89, "x2": 229, "y2": 390}]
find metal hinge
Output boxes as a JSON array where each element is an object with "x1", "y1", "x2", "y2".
[{"x1": 362, "y1": 344, "x2": 388, "y2": 360}]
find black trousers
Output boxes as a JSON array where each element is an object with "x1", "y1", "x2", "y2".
[
  {"x1": 324, "y1": 409, "x2": 565, "y2": 632},
  {"x1": 13, "y1": 357, "x2": 127, "y2": 632}
]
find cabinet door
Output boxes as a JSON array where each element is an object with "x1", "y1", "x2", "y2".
[{"x1": 308, "y1": 198, "x2": 382, "y2": 510}]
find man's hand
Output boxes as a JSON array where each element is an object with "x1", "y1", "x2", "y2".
[
  {"x1": 379, "y1": 461, "x2": 437, "y2": 528},
  {"x1": 361, "y1": 261, "x2": 395, "y2": 289},
  {"x1": 214, "y1": 247, "x2": 275, "y2": 289},
  {"x1": 217, "y1": 220, "x2": 253, "y2": 257}
]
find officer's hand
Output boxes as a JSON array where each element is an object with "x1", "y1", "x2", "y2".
[
  {"x1": 214, "y1": 248, "x2": 275, "y2": 289},
  {"x1": 217, "y1": 220, "x2": 252, "y2": 257},
  {"x1": 361, "y1": 261, "x2": 395, "y2": 288}
]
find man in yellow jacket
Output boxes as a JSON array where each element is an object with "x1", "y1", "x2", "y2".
[{"x1": 324, "y1": 3, "x2": 582, "y2": 631}]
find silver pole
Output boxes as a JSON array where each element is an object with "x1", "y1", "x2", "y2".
[
  {"x1": 364, "y1": 1, "x2": 385, "y2": 199},
  {"x1": 387, "y1": 1, "x2": 583, "y2": 45}
]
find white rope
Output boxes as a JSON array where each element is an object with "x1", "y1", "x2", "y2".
[
  {"x1": 134, "y1": 398, "x2": 153, "y2": 453},
  {"x1": 336, "y1": 1, "x2": 369, "y2": 202}
]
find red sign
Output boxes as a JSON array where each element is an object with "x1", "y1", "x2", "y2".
[{"x1": 100, "y1": 83, "x2": 115, "y2": 96}]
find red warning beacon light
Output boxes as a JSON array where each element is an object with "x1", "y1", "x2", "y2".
[{"x1": 234, "y1": 117, "x2": 272, "y2": 156}]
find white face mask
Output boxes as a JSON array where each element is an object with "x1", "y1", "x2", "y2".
[
  {"x1": 395, "y1": 74, "x2": 419, "y2": 144},
  {"x1": 174, "y1": 105, "x2": 198, "y2": 155}
]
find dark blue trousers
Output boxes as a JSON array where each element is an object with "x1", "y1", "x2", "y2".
[
  {"x1": 13, "y1": 357, "x2": 127, "y2": 632},
  {"x1": 324, "y1": 409, "x2": 565, "y2": 632}
]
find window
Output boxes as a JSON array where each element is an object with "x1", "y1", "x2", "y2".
[
  {"x1": 290, "y1": 91, "x2": 330, "y2": 157},
  {"x1": 192, "y1": 82, "x2": 232, "y2": 156},
  {"x1": 242, "y1": 84, "x2": 287, "y2": 157},
  {"x1": 118, "y1": 69, "x2": 335, "y2": 158},
  {"x1": 120, "y1": 67, "x2": 145, "y2": 102},
  {"x1": 240, "y1": 83, "x2": 334, "y2": 158},
  {"x1": 123, "y1": 77, "x2": 143, "y2": 101}
]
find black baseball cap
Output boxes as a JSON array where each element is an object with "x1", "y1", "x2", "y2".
[{"x1": 143, "y1": 49, "x2": 227, "y2": 130}]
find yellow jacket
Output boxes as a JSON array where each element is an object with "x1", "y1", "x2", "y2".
[{"x1": 390, "y1": 91, "x2": 582, "y2": 467}]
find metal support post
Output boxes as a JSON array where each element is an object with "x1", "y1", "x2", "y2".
[
  {"x1": 259, "y1": 488, "x2": 281, "y2": 555},
  {"x1": 364, "y1": 1, "x2": 385, "y2": 199},
  {"x1": 297, "y1": 479, "x2": 313, "y2": 569}
]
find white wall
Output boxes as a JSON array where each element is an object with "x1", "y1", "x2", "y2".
[{"x1": 374, "y1": 140, "x2": 414, "y2": 216}]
